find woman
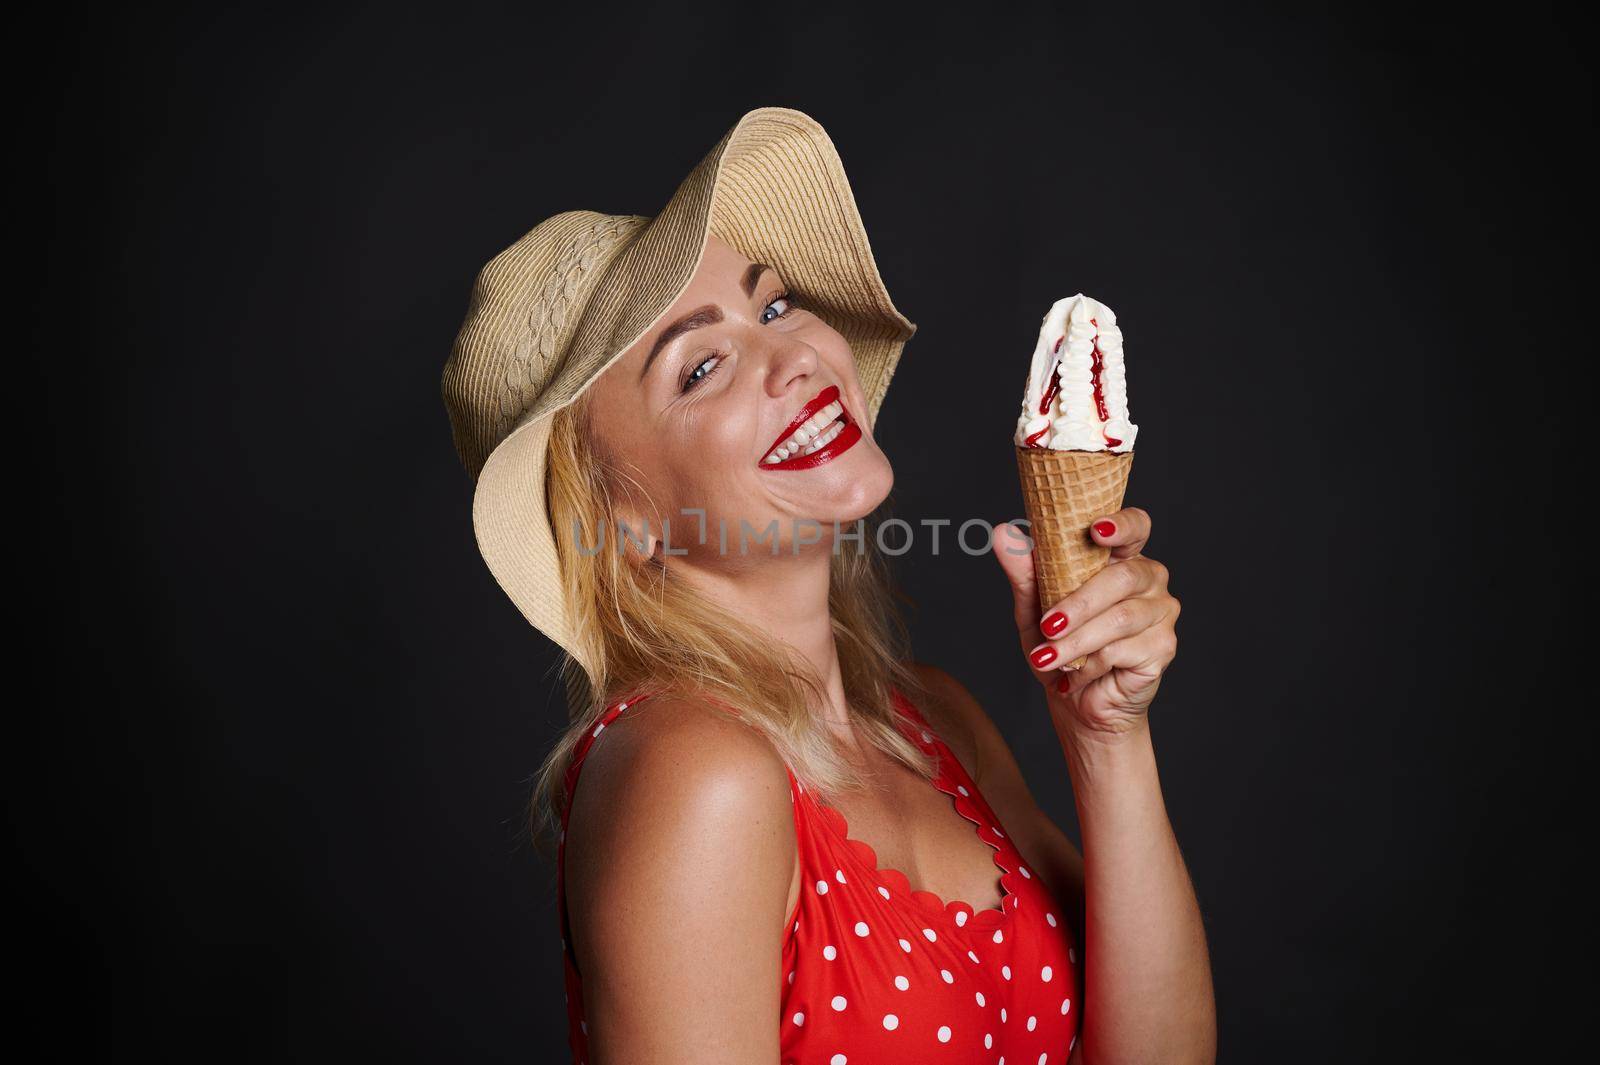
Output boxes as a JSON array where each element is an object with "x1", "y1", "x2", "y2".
[{"x1": 443, "y1": 107, "x2": 1214, "y2": 1064}]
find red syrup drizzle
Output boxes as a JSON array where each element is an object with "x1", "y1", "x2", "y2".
[
  {"x1": 1023, "y1": 336, "x2": 1064, "y2": 448},
  {"x1": 1025, "y1": 324, "x2": 1124, "y2": 449},
  {"x1": 1089, "y1": 317, "x2": 1122, "y2": 448}
]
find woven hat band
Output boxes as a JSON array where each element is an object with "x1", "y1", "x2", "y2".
[{"x1": 444, "y1": 211, "x2": 649, "y2": 481}]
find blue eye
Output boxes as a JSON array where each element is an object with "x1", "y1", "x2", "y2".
[
  {"x1": 679, "y1": 291, "x2": 801, "y2": 393},
  {"x1": 761, "y1": 291, "x2": 799, "y2": 324},
  {"x1": 681, "y1": 353, "x2": 724, "y2": 392}
]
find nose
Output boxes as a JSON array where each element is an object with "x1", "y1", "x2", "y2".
[{"x1": 763, "y1": 336, "x2": 819, "y2": 399}]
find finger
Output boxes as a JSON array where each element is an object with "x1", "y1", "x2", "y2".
[
  {"x1": 1089, "y1": 506, "x2": 1152, "y2": 560},
  {"x1": 991, "y1": 520, "x2": 1042, "y2": 640},
  {"x1": 1029, "y1": 595, "x2": 1168, "y2": 674},
  {"x1": 1056, "y1": 626, "x2": 1174, "y2": 698},
  {"x1": 1038, "y1": 556, "x2": 1169, "y2": 641}
]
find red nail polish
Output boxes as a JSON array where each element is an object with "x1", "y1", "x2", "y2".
[
  {"x1": 1056, "y1": 671, "x2": 1074, "y2": 695},
  {"x1": 1093, "y1": 521, "x2": 1117, "y2": 538},
  {"x1": 1030, "y1": 645, "x2": 1058, "y2": 669},
  {"x1": 1041, "y1": 611, "x2": 1069, "y2": 637}
]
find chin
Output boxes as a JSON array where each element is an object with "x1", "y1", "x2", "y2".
[{"x1": 829, "y1": 455, "x2": 894, "y2": 523}]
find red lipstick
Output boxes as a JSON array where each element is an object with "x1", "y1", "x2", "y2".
[{"x1": 759, "y1": 384, "x2": 862, "y2": 471}]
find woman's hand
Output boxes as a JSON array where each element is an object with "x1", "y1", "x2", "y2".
[{"x1": 991, "y1": 508, "x2": 1180, "y2": 741}]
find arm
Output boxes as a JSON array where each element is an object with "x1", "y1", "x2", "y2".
[
  {"x1": 1059, "y1": 714, "x2": 1211, "y2": 1065},
  {"x1": 990, "y1": 511, "x2": 1216, "y2": 1065},
  {"x1": 564, "y1": 696, "x2": 796, "y2": 1064}
]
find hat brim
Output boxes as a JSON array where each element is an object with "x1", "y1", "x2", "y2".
[{"x1": 471, "y1": 106, "x2": 917, "y2": 680}]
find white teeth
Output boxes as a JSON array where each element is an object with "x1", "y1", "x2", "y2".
[
  {"x1": 803, "y1": 402, "x2": 841, "y2": 435},
  {"x1": 782, "y1": 403, "x2": 841, "y2": 450},
  {"x1": 763, "y1": 399, "x2": 847, "y2": 464},
  {"x1": 804, "y1": 420, "x2": 845, "y2": 454}
]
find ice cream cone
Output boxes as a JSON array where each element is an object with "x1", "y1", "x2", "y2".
[{"x1": 1015, "y1": 447, "x2": 1134, "y2": 669}]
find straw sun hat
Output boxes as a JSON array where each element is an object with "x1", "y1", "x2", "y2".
[{"x1": 441, "y1": 106, "x2": 918, "y2": 681}]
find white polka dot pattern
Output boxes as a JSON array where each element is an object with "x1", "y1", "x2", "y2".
[{"x1": 555, "y1": 686, "x2": 1080, "y2": 1065}]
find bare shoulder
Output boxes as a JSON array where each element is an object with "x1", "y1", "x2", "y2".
[
  {"x1": 565, "y1": 692, "x2": 796, "y2": 897},
  {"x1": 569, "y1": 693, "x2": 794, "y2": 826},
  {"x1": 564, "y1": 693, "x2": 795, "y2": 1062}
]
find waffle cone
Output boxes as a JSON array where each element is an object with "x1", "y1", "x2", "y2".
[{"x1": 1015, "y1": 447, "x2": 1135, "y2": 669}]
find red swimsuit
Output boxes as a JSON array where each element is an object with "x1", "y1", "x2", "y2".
[{"x1": 557, "y1": 685, "x2": 1082, "y2": 1064}]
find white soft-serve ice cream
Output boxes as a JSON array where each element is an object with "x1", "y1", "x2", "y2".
[{"x1": 1014, "y1": 294, "x2": 1136, "y2": 452}]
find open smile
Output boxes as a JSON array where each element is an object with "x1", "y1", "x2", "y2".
[{"x1": 759, "y1": 384, "x2": 862, "y2": 471}]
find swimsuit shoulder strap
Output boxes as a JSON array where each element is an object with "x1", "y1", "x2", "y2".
[{"x1": 561, "y1": 690, "x2": 658, "y2": 809}]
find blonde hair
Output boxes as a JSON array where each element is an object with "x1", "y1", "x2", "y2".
[{"x1": 527, "y1": 388, "x2": 937, "y2": 854}]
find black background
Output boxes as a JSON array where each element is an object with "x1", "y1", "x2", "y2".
[{"x1": 24, "y1": 1, "x2": 1586, "y2": 1061}]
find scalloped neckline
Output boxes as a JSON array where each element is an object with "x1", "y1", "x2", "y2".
[{"x1": 806, "y1": 686, "x2": 1021, "y2": 934}]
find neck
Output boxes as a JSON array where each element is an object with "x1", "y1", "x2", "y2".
[{"x1": 673, "y1": 543, "x2": 853, "y2": 735}]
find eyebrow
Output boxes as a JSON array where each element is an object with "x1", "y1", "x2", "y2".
[
  {"x1": 740, "y1": 262, "x2": 772, "y2": 298},
  {"x1": 639, "y1": 263, "x2": 776, "y2": 383}
]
